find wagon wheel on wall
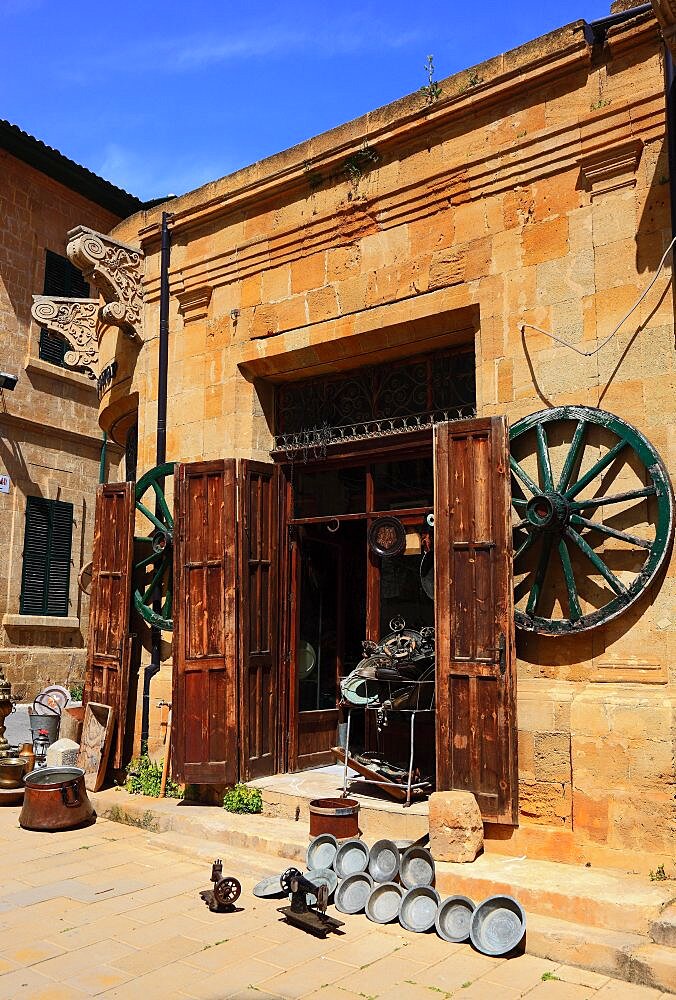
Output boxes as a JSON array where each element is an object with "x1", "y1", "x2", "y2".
[
  {"x1": 510, "y1": 406, "x2": 673, "y2": 635},
  {"x1": 133, "y1": 462, "x2": 176, "y2": 631}
]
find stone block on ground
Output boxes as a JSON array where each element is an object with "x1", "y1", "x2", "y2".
[{"x1": 429, "y1": 790, "x2": 483, "y2": 863}]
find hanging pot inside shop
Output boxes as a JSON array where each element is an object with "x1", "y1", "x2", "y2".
[{"x1": 19, "y1": 766, "x2": 96, "y2": 831}]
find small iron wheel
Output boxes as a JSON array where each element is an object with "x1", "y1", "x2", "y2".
[
  {"x1": 280, "y1": 867, "x2": 302, "y2": 894},
  {"x1": 214, "y1": 876, "x2": 242, "y2": 907},
  {"x1": 510, "y1": 406, "x2": 673, "y2": 635},
  {"x1": 133, "y1": 462, "x2": 176, "y2": 631}
]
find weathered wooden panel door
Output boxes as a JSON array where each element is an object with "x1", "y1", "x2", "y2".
[
  {"x1": 434, "y1": 416, "x2": 518, "y2": 825},
  {"x1": 238, "y1": 461, "x2": 280, "y2": 781},
  {"x1": 172, "y1": 461, "x2": 238, "y2": 784},
  {"x1": 84, "y1": 482, "x2": 134, "y2": 769}
]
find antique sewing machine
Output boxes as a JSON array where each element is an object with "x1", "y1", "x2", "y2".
[
  {"x1": 277, "y1": 867, "x2": 344, "y2": 938},
  {"x1": 199, "y1": 859, "x2": 242, "y2": 912}
]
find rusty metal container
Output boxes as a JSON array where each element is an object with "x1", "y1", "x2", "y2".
[
  {"x1": 309, "y1": 797, "x2": 360, "y2": 840},
  {"x1": 19, "y1": 766, "x2": 96, "y2": 831}
]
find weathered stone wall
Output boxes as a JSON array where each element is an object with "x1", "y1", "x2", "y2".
[
  {"x1": 104, "y1": 12, "x2": 674, "y2": 867},
  {"x1": 0, "y1": 150, "x2": 123, "y2": 698}
]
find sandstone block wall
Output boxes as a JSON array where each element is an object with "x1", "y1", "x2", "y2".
[{"x1": 0, "y1": 150, "x2": 122, "y2": 698}]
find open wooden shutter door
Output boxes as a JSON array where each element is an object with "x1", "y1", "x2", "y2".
[
  {"x1": 84, "y1": 482, "x2": 134, "y2": 769},
  {"x1": 172, "y1": 461, "x2": 239, "y2": 784},
  {"x1": 238, "y1": 461, "x2": 280, "y2": 781},
  {"x1": 434, "y1": 416, "x2": 518, "y2": 825}
]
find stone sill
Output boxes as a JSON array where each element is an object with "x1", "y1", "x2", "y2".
[
  {"x1": 25, "y1": 357, "x2": 96, "y2": 391},
  {"x1": 3, "y1": 614, "x2": 80, "y2": 630}
]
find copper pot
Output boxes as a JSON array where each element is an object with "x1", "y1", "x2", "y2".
[
  {"x1": 0, "y1": 757, "x2": 28, "y2": 789},
  {"x1": 20, "y1": 766, "x2": 96, "y2": 831}
]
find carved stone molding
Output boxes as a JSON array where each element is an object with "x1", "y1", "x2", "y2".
[
  {"x1": 176, "y1": 285, "x2": 212, "y2": 323},
  {"x1": 651, "y1": 0, "x2": 676, "y2": 49},
  {"x1": 578, "y1": 140, "x2": 643, "y2": 199},
  {"x1": 67, "y1": 226, "x2": 144, "y2": 343},
  {"x1": 31, "y1": 296, "x2": 99, "y2": 379}
]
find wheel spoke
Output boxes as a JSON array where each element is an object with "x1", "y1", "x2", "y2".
[
  {"x1": 135, "y1": 536, "x2": 154, "y2": 544},
  {"x1": 515, "y1": 532, "x2": 536, "y2": 562},
  {"x1": 510, "y1": 455, "x2": 539, "y2": 496},
  {"x1": 557, "y1": 419, "x2": 586, "y2": 492},
  {"x1": 557, "y1": 538, "x2": 582, "y2": 621},
  {"x1": 570, "y1": 514, "x2": 652, "y2": 550},
  {"x1": 536, "y1": 424, "x2": 554, "y2": 491},
  {"x1": 565, "y1": 526, "x2": 627, "y2": 595},
  {"x1": 135, "y1": 550, "x2": 160, "y2": 571},
  {"x1": 569, "y1": 485, "x2": 656, "y2": 511},
  {"x1": 565, "y1": 439, "x2": 627, "y2": 499},
  {"x1": 136, "y1": 500, "x2": 168, "y2": 535},
  {"x1": 526, "y1": 534, "x2": 553, "y2": 616},
  {"x1": 512, "y1": 498, "x2": 527, "y2": 508},
  {"x1": 142, "y1": 556, "x2": 168, "y2": 605},
  {"x1": 151, "y1": 480, "x2": 174, "y2": 528}
]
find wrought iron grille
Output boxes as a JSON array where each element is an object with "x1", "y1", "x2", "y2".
[{"x1": 274, "y1": 347, "x2": 475, "y2": 458}]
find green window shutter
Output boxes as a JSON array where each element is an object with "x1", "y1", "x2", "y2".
[
  {"x1": 38, "y1": 250, "x2": 89, "y2": 368},
  {"x1": 20, "y1": 497, "x2": 73, "y2": 616}
]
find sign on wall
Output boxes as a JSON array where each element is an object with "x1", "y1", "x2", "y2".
[{"x1": 0, "y1": 474, "x2": 10, "y2": 495}]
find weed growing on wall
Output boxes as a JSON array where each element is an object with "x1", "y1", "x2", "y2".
[
  {"x1": 421, "y1": 55, "x2": 442, "y2": 104},
  {"x1": 125, "y1": 754, "x2": 183, "y2": 799}
]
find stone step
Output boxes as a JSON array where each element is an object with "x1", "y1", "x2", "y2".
[
  {"x1": 651, "y1": 902, "x2": 676, "y2": 947},
  {"x1": 434, "y1": 852, "x2": 673, "y2": 937},
  {"x1": 526, "y1": 913, "x2": 676, "y2": 994}
]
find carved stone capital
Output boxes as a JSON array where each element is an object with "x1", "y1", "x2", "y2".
[
  {"x1": 31, "y1": 296, "x2": 99, "y2": 379},
  {"x1": 578, "y1": 140, "x2": 643, "y2": 200},
  {"x1": 177, "y1": 285, "x2": 212, "y2": 323},
  {"x1": 66, "y1": 226, "x2": 144, "y2": 343}
]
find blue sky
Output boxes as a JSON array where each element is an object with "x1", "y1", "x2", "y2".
[{"x1": 2, "y1": 0, "x2": 612, "y2": 202}]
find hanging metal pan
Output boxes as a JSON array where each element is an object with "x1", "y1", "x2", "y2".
[{"x1": 368, "y1": 517, "x2": 406, "y2": 558}]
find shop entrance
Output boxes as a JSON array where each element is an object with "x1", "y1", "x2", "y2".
[{"x1": 282, "y1": 440, "x2": 437, "y2": 774}]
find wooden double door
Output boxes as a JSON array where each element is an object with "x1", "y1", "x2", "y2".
[{"x1": 84, "y1": 417, "x2": 518, "y2": 824}]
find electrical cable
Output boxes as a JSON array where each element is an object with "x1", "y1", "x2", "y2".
[{"x1": 519, "y1": 235, "x2": 676, "y2": 357}]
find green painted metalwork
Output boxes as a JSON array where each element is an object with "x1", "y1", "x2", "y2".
[
  {"x1": 133, "y1": 462, "x2": 176, "y2": 631},
  {"x1": 510, "y1": 406, "x2": 673, "y2": 635}
]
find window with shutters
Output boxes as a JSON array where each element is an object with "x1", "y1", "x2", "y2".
[
  {"x1": 38, "y1": 250, "x2": 90, "y2": 369},
  {"x1": 19, "y1": 497, "x2": 73, "y2": 616}
]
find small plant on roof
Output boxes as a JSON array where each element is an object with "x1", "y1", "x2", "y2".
[
  {"x1": 223, "y1": 783, "x2": 263, "y2": 814},
  {"x1": 125, "y1": 753, "x2": 183, "y2": 799},
  {"x1": 421, "y1": 54, "x2": 442, "y2": 104},
  {"x1": 343, "y1": 143, "x2": 379, "y2": 188},
  {"x1": 649, "y1": 864, "x2": 668, "y2": 881}
]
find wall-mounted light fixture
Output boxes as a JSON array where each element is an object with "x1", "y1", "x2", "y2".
[{"x1": 0, "y1": 373, "x2": 18, "y2": 391}]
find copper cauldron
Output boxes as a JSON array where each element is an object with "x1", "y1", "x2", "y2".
[{"x1": 20, "y1": 766, "x2": 96, "y2": 831}]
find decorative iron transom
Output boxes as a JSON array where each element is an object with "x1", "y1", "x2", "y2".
[{"x1": 274, "y1": 347, "x2": 475, "y2": 457}]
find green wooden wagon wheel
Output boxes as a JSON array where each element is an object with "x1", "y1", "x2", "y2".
[
  {"x1": 133, "y1": 462, "x2": 176, "y2": 631},
  {"x1": 510, "y1": 406, "x2": 673, "y2": 635}
]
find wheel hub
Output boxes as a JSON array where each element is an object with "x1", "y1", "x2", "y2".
[{"x1": 526, "y1": 492, "x2": 569, "y2": 531}]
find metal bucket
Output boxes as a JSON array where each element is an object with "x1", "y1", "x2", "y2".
[
  {"x1": 365, "y1": 882, "x2": 404, "y2": 924},
  {"x1": 435, "y1": 895, "x2": 475, "y2": 943},
  {"x1": 399, "y1": 885, "x2": 441, "y2": 933},
  {"x1": 28, "y1": 712, "x2": 60, "y2": 745},
  {"x1": 309, "y1": 797, "x2": 360, "y2": 840},
  {"x1": 470, "y1": 895, "x2": 526, "y2": 956}
]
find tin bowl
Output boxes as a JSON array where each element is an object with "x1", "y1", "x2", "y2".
[
  {"x1": 399, "y1": 885, "x2": 441, "y2": 933},
  {"x1": 0, "y1": 757, "x2": 28, "y2": 789},
  {"x1": 365, "y1": 882, "x2": 404, "y2": 924},
  {"x1": 335, "y1": 871, "x2": 374, "y2": 914},
  {"x1": 470, "y1": 895, "x2": 526, "y2": 956},
  {"x1": 435, "y1": 895, "x2": 476, "y2": 943},
  {"x1": 301, "y1": 868, "x2": 338, "y2": 899},
  {"x1": 334, "y1": 838, "x2": 369, "y2": 879},
  {"x1": 368, "y1": 839, "x2": 400, "y2": 883},
  {"x1": 306, "y1": 833, "x2": 338, "y2": 871},
  {"x1": 400, "y1": 846, "x2": 435, "y2": 889}
]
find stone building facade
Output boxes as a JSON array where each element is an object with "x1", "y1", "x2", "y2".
[
  {"x1": 0, "y1": 121, "x2": 140, "y2": 697},
  {"x1": 68, "y1": 5, "x2": 674, "y2": 872}
]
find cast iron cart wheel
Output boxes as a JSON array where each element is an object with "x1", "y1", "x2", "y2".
[
  {"x1": 133, "y1": 462, "x2": 176, "y2": 631},
  {"x1": 509, "y1": 406, "x2": 673, "y2": 635}
]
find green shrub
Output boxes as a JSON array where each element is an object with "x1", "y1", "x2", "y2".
[
  {"x1": 223, "y1": 783, "x2": 262, "y2": 814},
  {"x1": 125, "y1": 754, "x2": 183, "y2": 799},
  {"x1": 69, "y1": 682, "x2": 84, "y2": 702}
]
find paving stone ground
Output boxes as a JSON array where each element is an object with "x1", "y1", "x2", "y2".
[{"x1": 0, "y1": 807, "x2": 669, "y2": 1000}]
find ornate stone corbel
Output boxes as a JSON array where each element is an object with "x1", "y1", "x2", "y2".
[
  {"x1": 31, "y1": 296, "x2": 99, "y2": 379},
  {"x1": 67, "y1": 226, "x2": 144, "y2": 343}
]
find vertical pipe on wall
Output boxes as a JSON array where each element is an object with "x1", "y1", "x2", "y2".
[
  {"x1": 141, "y1": 210, "x2": 172, "y2": 751},
  {"x1": 664, "y1": 45, "x2": 676, "y2": 241},
  {"x1": 99, "y1": 431, "x2": 107, "y2": 484}
]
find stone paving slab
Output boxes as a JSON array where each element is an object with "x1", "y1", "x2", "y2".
[{"x1": 0, "y1": 805, "x2": 671, "y2": 999}]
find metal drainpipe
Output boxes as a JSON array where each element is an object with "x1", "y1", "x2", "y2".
[
  {"x1": 664, "y1": 44, "x2": 676, "y2": 241},
  {"x1": 99, "y1": 431, "x2": 107, "y2": 484},
  {"x1": 141, "y1": 210, "x2": 172, "y2": 751}
]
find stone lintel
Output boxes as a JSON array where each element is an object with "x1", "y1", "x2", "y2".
[
  {"x1": 30, "y1": 295, "x2": 99, "y2": 379},
  {"x1": 578, "y1": 139, "x2": 643, "y2": 199},
  {"x1": 66, "y1": 225, "x2": 144, "y2": 344}
]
